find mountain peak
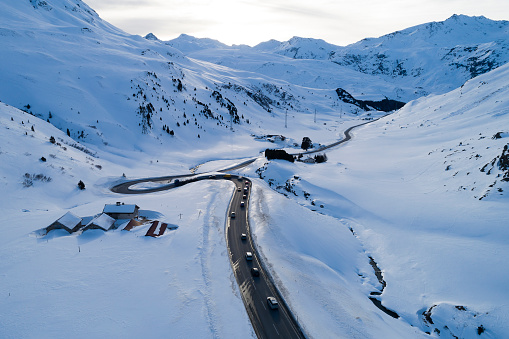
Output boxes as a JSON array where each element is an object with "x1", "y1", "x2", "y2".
[
  {"x1": 165, "y1": 34, "x2": 228, "y2": 53},
  {"x1": 144, "y1": 32, "x2": 159, "y2": 41}
]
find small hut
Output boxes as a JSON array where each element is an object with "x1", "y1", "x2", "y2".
[
  {"x1": 103, "y1": 202, "x2": 140, "y2": 220},
  {"x1": 83, "y1": 213, "x2": 116, "y2": 231},
  {"x1": 46, "y1": 212, "x2": 82, "y2": 234}
]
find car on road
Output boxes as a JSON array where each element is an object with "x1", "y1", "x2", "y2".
[
  {"x1": 237, "y1": 187, "x2": 241, "y2": 191},
  {"x1": 245, "y1": 181, "x2": 249, "y2": 185},
  {"x1": 242, "y1": 194, "x2": 247, "y2": 200},
  {"x1": 245, "y1": 252, "x2": 253, "y2": 261},
  {"x1": 251, "y1": 267, "x2": 260, "y2": 277},
  {"x1": 224, "y1": 174, "x2": 231, "y2": 179},
  {"x1": 241, "y1": 233, "x2": 247, "y2": 240},
  {"x1": 244, "y1": 187, "x2": 248, "y2": 193},
  {"x1": 267, "y1": 297, "x2": 278, "y2": 309},
  {"x1": 231, "y1": 211, "x2": 236, "y2": 218},
  {"x1": 240, "y1": 201, "x2": 245, "y2": 207}
]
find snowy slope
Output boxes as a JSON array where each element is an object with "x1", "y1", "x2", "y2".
[
  {"x1": 0, "y1": 102, "x2": 254, "y2": 338},
  {"x1": 250, "y1": 62, "x2": 509, "y2": 338}
]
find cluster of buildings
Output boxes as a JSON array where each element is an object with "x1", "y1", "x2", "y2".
[{"x1": 45, "y1": 202, "x2": 140, "y2": 234}]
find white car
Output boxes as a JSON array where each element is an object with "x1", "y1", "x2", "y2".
[
  {"x1": 241, "y1": 233, "x2": 247, "y2": 240},
  {"x1": 245, "y1": 252, "x2": 253, "y2": 261},
  {"x1": 231, "y1": 211, "x2": 236, "y2": 218},
  {"x1": 267, "y1": 297, "x2": 278, "y2": 309},
  {"x1": 240, "y1": 201, "x2": 245, "y2": 207}
]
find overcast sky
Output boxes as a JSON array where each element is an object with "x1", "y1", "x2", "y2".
[{"x1": 85, "y1": 0, "x2": 509, "y2": 46}]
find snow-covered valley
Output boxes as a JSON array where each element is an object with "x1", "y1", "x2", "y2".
[{"x1": 1, "y1": 0, "x2": 508, "y2": 338}]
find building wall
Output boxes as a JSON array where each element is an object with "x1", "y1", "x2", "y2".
[{"x1": 107, "y1": 212, "x2": 135, "y2": 220}]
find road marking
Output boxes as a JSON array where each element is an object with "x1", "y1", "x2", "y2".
[
  {"x1": 261, "y1": 300, "x2": 266, "y2": 310},
  {"x1": 273, "y1": 323, "x2": 280, "y2": 336}
]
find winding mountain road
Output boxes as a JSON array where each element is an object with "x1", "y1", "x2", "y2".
[{"x1": 110, "y1": 118, "x2": 379, "y2": 338}]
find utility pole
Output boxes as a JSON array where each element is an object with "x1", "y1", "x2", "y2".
[
  {"x1": 314, "y1": 109, "x2": 316, "y2": 123},
  {"x1": 230, "y1": 112, "x2": 233, "y2": 131},
  {"x1": 285, "y1": 109, "x2": 288, "y2": 128}
]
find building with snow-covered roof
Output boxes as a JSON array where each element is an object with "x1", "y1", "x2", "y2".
[
  {"x1": 103, "y1": 202, "x2": 139, "y2": 220},
  {"x1": 82, "y1": 213, "x2": 116, "y2": 231},
  {"x1": 46, "y1": 211, "x2": 82, "y2": 234}
]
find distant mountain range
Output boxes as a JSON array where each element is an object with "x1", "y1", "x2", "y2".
[
  {"x1": 165, "y1": 14, "x2": 509, "y2": 99},
  {"x1": 1, "y1": 0, "x2": 508, "y2": 154}
]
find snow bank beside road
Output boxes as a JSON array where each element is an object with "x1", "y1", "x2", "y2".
[{"x1": 248, "y1": 181, "x2": 426, "y2": 338}]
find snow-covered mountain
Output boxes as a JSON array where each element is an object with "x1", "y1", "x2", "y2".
[
  {"x1": 2, "y1": 1, "x2": 508, "y2": 158},
  {"x1": 171, "y1": 14, "x2": 509, "y2": 101},
  {"x1": 0, "y1": 0, "x2": 385, "y2": 159},
  {"x1": 163, "y1": 33, "x2": 231, "y2": 53},
  {"x1": 330, "y1": 15, "x2": 509, "y2": 96},
  {"x1": 1, "y1": 1, "x2": 508, "y2": 338}
]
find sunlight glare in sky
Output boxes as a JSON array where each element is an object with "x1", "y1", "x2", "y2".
[{"x1": 85, "y1": 0, "x2": 509, "y2": 46}]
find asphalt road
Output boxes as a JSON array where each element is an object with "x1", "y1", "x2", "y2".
[{"x1": 226, "y1": 178, "x2": 305, "y2": 339}]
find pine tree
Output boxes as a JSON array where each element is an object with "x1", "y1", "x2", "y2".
[{"x1": 301, "y1": 137, "x2": 312, "y2": 150}]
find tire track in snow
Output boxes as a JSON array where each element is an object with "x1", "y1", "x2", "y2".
[{"x1": 199, "y1": 187, "x2": 222, "y2": 339}]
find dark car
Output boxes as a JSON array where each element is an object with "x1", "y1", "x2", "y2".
[{"x1": 251, "y1": 267, "x2": 260, "y2": 277}]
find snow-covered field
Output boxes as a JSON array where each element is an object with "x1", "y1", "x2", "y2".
[{"x1": 1, "y1": 0, "x2": 508, "y2": 338}]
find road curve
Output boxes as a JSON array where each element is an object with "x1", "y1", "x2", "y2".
[
  {"x1": 112, "y1": 172, "x2": 305, "y2": 338},
  {"x1": 110, "y1": 119, "x2": 383, "y2": 337},
  {"x1": 292, "y1": 116, "x2": 387, "y2": 156}
]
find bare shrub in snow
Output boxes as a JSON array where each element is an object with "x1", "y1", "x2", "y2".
[{"x1": 22, "y1": 173, "x2": 52, "y2": 187}]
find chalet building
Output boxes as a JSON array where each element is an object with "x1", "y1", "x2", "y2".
[
  {"x1": 103, "y1": 202, "x2": 140, "y2": 220},
  {"x1": 46, "y1": 211, "x2": 82, "y2": 233},
  {"x1": 82, "y1": 213, "x2": 116, "y2": 231}
]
